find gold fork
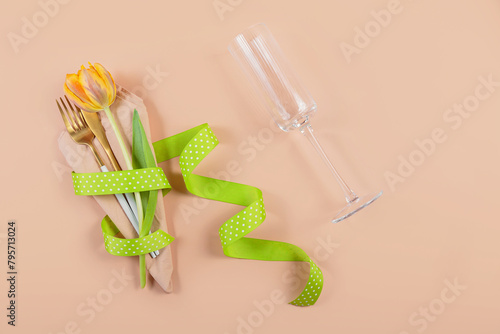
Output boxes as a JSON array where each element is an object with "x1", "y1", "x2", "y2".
[
  {"x1": 57, "y1": 96, "x2": 158, "y2": 258},
  {"x1": 57, "y1": 96, "x2": 105, "y2": 167}
]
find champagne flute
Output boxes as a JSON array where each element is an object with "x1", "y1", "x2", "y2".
[{"x1": 228, "y1": 23, "x2": 382, "y2": 223}]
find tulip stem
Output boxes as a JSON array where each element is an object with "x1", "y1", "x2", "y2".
[
  {"x1": 103, "y1": 107, "x2": 133, "y2": 169},
  {"x1": 103, "y1": 106, "x2": 146, "y2": 288}
]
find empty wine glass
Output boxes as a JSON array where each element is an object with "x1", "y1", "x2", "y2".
[{"x1": 228, "y1": 23, "x2": 382, "y2": 223}]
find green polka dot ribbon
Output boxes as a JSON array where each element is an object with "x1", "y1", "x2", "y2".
[
  {"x1": 72, "y1": 167, "x2": 173, "y2": 257},
  {"x1": 152, "y1": 123, "x2": 324, "y2": 306},
  {"x1": 101, "y1": 216, "x2": 173, "y2": 256},
  {"x1": 71, "y1": 167, "x2": 169, "y2": 195}
]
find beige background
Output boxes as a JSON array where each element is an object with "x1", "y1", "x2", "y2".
[{"x1": 1, "y1": 0, "x2": 499, "y2": 333}]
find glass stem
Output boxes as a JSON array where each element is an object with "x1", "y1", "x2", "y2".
[{"x1": 300, "y1": 123, "x2": 358, "y2": 203}]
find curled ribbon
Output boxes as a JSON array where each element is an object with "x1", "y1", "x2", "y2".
[{"x1": 152, "y1": 124, "x2": 323, "y2": 306}]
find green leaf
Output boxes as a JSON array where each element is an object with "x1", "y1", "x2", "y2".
[{"x1": 132, "y1": 109, "x2": 158, "y2": 237}]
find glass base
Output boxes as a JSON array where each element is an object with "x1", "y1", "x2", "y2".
[{"x1": 332, "y1": 191, "x2": 383, "y2": 223}]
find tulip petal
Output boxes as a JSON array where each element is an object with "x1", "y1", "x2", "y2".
[
  {"x1": 88, "y1": 66, "x2": 110, "y2": 106},
  {"x1": 64, "y1": 74, "x2": 89, "y2": 103},
  {"x1": 78, "y1": 67, "x2": 107, "y2": 109},
  {"x1": 64, "y1": 83, "x2": 101, "y2": 112},
  {"x1": 93, "y1": 63, "x2": 116, "y2": 105}
]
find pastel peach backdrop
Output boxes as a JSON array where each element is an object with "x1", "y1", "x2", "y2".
[{"x1": 1, "y1": 0, "x2": 499, "y2": 333}]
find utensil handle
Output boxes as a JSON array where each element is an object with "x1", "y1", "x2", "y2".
[
  {"x1": 123, "y1": 192, "x2": 160, "y2": 257},
  {"x1": 100, "y1": 166, "x2": 157, "y2": 258},
  {"x1": 102, "y1": 143, "x2": 121, "y2": 171},
  {"x1": 124, "y1": 192, "x2": 139, "y2": 219}
]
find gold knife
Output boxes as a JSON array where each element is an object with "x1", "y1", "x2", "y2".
[{"x1": 81, "y1": 110, "x2": 121, "y2": 171}]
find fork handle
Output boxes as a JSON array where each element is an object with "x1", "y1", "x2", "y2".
[
  {"x1": 88, "y1": 143, "x2": 105, "y2": 167},
  {"x1": 100, "y1": 166, "x2": 157, "y2": 259}
]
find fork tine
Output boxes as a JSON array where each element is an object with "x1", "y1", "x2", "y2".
[
  {"x1": 59, "y1": 97, "x2": 79, "y2": 130},
  {"x1": 64, "y1": 95, "x2": 84, "y2": 129},
  {"x1": 56, "y1": 99, "x2": 74, "y2": 132}
]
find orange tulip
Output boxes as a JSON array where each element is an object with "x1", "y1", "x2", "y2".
[{"x1": 64, "y1": 63, "x2": 116, "y2": 112}]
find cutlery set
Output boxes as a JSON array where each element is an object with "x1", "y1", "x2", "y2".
[{"x1": 57, "y1": 96, "x2": 159, "y2": 258}]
